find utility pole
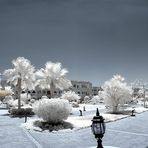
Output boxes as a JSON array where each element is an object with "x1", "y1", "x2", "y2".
[{"x1": 143, "y1": 85, "x2": 146, "y2": 108}]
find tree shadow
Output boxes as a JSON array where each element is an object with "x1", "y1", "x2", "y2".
[{"x1": 33, "y1": 120, "x2": 74, "y2": 132}]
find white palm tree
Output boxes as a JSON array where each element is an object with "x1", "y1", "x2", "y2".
[
  {"x1": 3, "y1": 57, "x2": 35, "y2": 109},
  {"x1": 36, "y1": 62, "x2": 72, "y2": 98}
]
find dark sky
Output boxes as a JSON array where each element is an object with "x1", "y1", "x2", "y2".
[{"x1": 0, "y1": 0, "x2": 148, "y2": 86}]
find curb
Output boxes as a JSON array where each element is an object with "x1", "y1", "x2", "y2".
[{"x1": 22, "y1": 127, "x2": 43, "y2": 148}]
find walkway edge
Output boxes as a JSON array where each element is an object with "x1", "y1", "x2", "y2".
[{"x1": 22, "y1": 127, "x2": 43, "y2": 148}]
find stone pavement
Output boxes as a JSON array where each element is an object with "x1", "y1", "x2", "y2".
[
  {"x1": 29, "y1": 111, "x2": 148, "y2": 148},
  {"x1": 0, "y1": 109, "x2": 148, "y2": 148},
  {"x1": 0, "y1": 109, "x2": 37, "y2": 148}
]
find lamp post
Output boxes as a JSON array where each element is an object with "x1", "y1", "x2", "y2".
[{"x1": 91, "y1": 108, "x2": 106, "y2": 148}]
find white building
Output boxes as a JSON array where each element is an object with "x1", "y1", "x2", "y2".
[
  {"x1": 92, "y1": 86, "x2": 102, "y2": 96},
  {"x1": 1, "y1": 79, "x2": 101, "y2": 99},
  {"x1": 71, "y1": 80, "x2": 92, "y2": 98}
]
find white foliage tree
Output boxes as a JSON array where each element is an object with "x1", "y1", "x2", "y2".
[
  {"x1": 4, "y1": 86, "x2": 13, "y2": 95},
  {"x1": 33, "y1": 98, "x2": 72, "y2": 123},
  {"x1": 3, "y1": 57, "x2": 35, "y2": 109},
  {"x1": 61, "y1": 91, "x2": 80, "y2": 102},
  {"x1": 83, "y1": 96, "x2": 91, "y2": 103},
  {"x1": 90, "y1": 95, "x2": 101, "y2": 104},
  {"x1": 3, "y1": 95, "x2": 14, "y2": 104},
  {"x1": 35, "y1": 62, "x2": 72, "y2": 98},
  {"x1": 101, "y1": 75, "x2": 132, "y2": 113}
]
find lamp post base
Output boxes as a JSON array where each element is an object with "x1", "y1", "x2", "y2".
[{"x1": 97, "y1": 138, "x2": 103, "y2": 148}]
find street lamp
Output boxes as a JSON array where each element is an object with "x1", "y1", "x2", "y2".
[{"x1": 91, "y1": 108, "x2": 106, "y2": 148}]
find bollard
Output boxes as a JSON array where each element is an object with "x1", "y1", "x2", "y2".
[
  {"x1": 83, "y1": 106, "x2": 86, "y2": 111},
  {"x1": 25, "y1": 116, "x2": 27, "y2": 123},
  {"x1": 79, "y1": 110, "x2": 82, "y2": 116},
  {"x1": 131, "y1": 109, "x2": 135, "y2": 116}
]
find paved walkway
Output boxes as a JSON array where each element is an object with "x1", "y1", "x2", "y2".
[
  {"x1": 29, "y1": 111, "x2": 148, "y2": 148},
  {"x1": 0, "y1": 109, "x2": 148, "y2": 148},
  {"x1": 0, "y1": 110, "x2": 36, "y2": 148},
  {"x1": 104, "y1": 111, "x2": 148, "y2": 148}
]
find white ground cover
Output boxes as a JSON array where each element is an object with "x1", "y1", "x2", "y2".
[
  {"x1": 1, "y1": 102, "x2": 148, "y2": 148},
  {"x1": 22, "y1": 103, "x2": 148, "y2": 132}
]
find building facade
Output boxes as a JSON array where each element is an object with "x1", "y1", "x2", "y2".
[
  {"x1": 1, "y1": 79, "x2": 101, "y2": 99},
  {"x1": 71, "y1": 80, "x2": 92, "y2": 98},
  {"x1": 92, "y1": 86, "x2": 102, "y2": 96}
]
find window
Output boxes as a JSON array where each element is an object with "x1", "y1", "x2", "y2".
[
  {"x1": 37, "y1": 90, "x2": 41, "y2": 94},
  {"x1": 47, "y1": 91, "x2": 50, "y2": 95},
  {"x1": 82, "y1": 85, "x2": 87, "y2": 88},
  {"x1": 32, "y1": 90, "x2": 36, "y2": 94}
]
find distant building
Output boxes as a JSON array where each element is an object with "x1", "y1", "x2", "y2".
[
  {"x1": 71, "y1": 80, "x2": 93, "y2": 98},
  {"x1": 31, "y1": 86, "x2": 62, "y2": 99},
  {"x1": 1, "y1": 79, "x2": 103, "y2": 99},
  {"x1": 92, "y1": 86, "x2": 102, "y2": 96}
]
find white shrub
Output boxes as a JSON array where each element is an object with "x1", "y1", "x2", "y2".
[
  {"x1": 21, "y1": 93, "x2": 31, "y2": 104},
  {"x1": 5, "y1": 86, "x2": 13, "y2": 95},
  {"x1": 83, "y1": 96, "x2": 91, "y2": 103},
  {"x1": 33, "y1": 98, "x2": 72, "y2": 123},
  {"x1": 61, "y1": 91, "x2": 80, "y2": 102},
  {"x1": 90, "y1": 95, "x2": 101, "y2": 104},
  {"x1": 29, "y1": 99, "x2": 36, "y2": 104},
  {"x1": 41, "y1": 95, "x2": 49, "y2": 99},
  {"x1": 11, "y1": 99, "x2": 25, "y2": 107},
  {"x1": 71, "y1": 102, "x2": 79, "y2": 108},
  {"x1": 7, "y1": 99, "x2": 14, "y2": 107},
  {"x1": 3, "y1": 95, "x2": 14, "y2": 104}
]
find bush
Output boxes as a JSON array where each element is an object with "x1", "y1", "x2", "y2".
[
  {"x1": 71, "y1": 101, "x2": 79, "y2": 108},
  {"x1": 82, "y1": 96, "x2": 91, "y2": 103},
  {"x1": 21, "y1": 93, "x2": 31, "y2": 104},
  {"x1": 61, "y1": 91, "x2": 80, "y2": 102},
  {"x1": 11, "y1": 99, "x2": 25, "y2": 107},
  {"x1": 9, "y1": 107, "x2": 34, "y2": 116},
  {"x1": 90, "y1": 95, "x2": 101, "y2": 104},
  {"x1": 33, "y1": 98, "x2": 72, "y2": 123},
  {"x1": 3, "y1": 95, "x2": 13, "y2": 104}
]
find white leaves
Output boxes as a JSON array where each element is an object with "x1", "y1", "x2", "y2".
[
  {"x1": 61, "y1": 91, "x2": 80, "y2": 102},
  {"x1": 33, "y1": 98, "x2": 72, "y2": 123},
  {"x1": 4, "y1": 86, "x2": 13, "y2": 94},
  {"x1": 101, "y1": 74, "x2": 132, "y2": 112},
  {"x1": 3, "y1": 57, "x2": 35, "y2": 90},
  {"x1": 35, "y1": 61, "x2": 71, "y2": 90},
  {"x1": 4, "y1": 57, "x2": 71, "y2": 93}
]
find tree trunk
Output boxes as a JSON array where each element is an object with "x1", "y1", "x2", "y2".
[
  {"x1": 113, "y1": 105, "x2": 118, "y2": 113},
  {"x1": 50, "y1": 81, "x2": 55, "y2": 98},
  {"x1": 17, "y1": 78, "x2": 22, "y2": 110}
]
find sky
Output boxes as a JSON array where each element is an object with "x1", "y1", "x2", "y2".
[{"x1": 0, "y1": 0, "x2": 148, "y2": 86}]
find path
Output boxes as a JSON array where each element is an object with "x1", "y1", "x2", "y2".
[
  {"x1": 29, "y1": 111, "x2": 148, "y2": 148},
  {"x1": 1, "y1": 109, "x2": 148, "y2": 148},
  {"x1": 0, "y1": 109, "x2": 37, "y2": 148}
]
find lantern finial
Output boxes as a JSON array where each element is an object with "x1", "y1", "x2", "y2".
[{"x1": 96, "y1": 108, "x2": 100, "y2": 116}]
